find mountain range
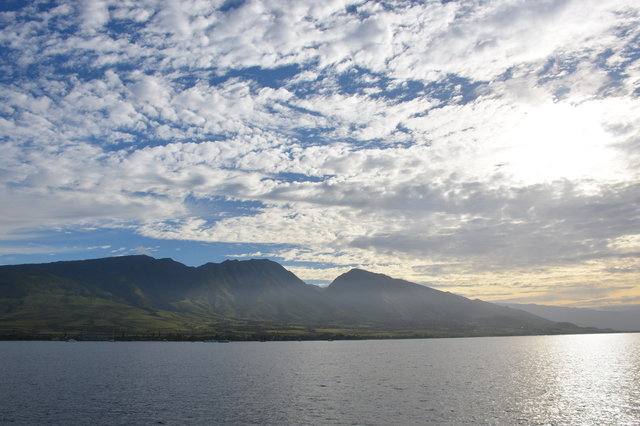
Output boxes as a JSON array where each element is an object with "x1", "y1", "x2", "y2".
[
  {"x1": 501, "y1": 303, "x2": 640, "y2": 332},
  {"x1": 0, "y1": 255, "x2": 602, "y2": 340}
]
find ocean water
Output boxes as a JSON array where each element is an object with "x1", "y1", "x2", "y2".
[{"x1": 1, "y1": 333, "x2": 639, "y2": 425}]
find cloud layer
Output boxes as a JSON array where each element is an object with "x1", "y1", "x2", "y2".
[{"x1": 1, "y1": 0, "x2": 639, "y2": 307}]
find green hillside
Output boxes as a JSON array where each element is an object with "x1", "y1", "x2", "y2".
[{"x1": 0, "y1": 256, "x2": 599, "y2": 340}]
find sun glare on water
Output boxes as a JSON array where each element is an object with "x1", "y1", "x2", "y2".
[{"x1": 545, "y1": 334, "x2": 640, "y2": 423}]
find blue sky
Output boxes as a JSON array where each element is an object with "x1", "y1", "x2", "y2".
[{"x1": 1, "y1": 0, "x2": 639, "y2": 307}]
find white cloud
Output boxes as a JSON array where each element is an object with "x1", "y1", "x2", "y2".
[
  {"x1": 389, "y1": 0, "x2": 631, "y2": 82},
  {"x1": 1, "y1": 0, "x2": 640, "y2": 305},
  {"x1": 81, "y1": 0, "x2": 111, "y2": 34}
]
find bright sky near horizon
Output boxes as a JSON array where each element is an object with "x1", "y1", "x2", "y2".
[{"x1": 1, "y1": 0, "x2": 639, "y2": 308}]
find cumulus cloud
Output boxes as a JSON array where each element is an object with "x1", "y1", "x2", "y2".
[
  {"x1": 1, "y1": 0, "x2": 639, "y2": 305},
  {"x1": 80, "y1": 0, "x2": 111, "y2": 34}
]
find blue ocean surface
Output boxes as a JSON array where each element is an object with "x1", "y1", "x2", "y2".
[{"x1": 1, "y1": 333, "x2": 639, "y2": 425}]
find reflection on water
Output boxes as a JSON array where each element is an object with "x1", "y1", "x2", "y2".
[
  {"x1": 538, "y1": 334, "x2": 640, "y2": 424},
  {"x1": 0, "y1": 333, "x2": 639, "y2": 425}
]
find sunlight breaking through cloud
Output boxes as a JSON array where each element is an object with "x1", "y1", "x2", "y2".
[{"x1": 1, "y1": 0, "x2": 639, "y2": 306}]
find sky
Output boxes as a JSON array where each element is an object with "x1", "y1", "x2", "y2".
[{"x1": 1, "y1": 0, "x2": 639, "y2": 308}]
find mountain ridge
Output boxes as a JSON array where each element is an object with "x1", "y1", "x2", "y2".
[
  {"x1": 501, "y1": 303, "x2": 640, "y2": 332},
  {"x1": 0, "y1": 255, "x2": 604, "y2": 339}
]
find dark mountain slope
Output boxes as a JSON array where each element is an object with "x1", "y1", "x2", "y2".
[
  {"x1": 0, "y1": 256, "x2": 334, "y2": 330},
  {"x1": 0, "y1": 258, "x2": 211, "y2": 334},
  {"x1": 0, "y1": 256, "x2": 591, "y2": 338},
  {"x1": 0, "y1": 255, "x2": 197, "y2": 310},
  {"x1": 179, "y1": 259, "x2": 334, "y2": 322},
  {"x1": 326, "y1": 269, "x2": 559, "y2": 329}
]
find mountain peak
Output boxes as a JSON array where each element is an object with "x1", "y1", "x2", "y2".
[
  {"x1": 328, "y1": 268, "x2": 417, "y2": 294},
  {"x1": 216, "y1": 258, "x2": 292, "y2": 273},
  {"x1": 332, "y1": 268, "x2": 414, "y2": 287},
  {"x1": 339, "y1": 268, "x2": 389, "y2": 280},
  {"x1": 197, "y1": 257, "x2": 306, "y2": 291},
  {"x1": 221, "y1": 258, "x2": 281, "y2": 266}
]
